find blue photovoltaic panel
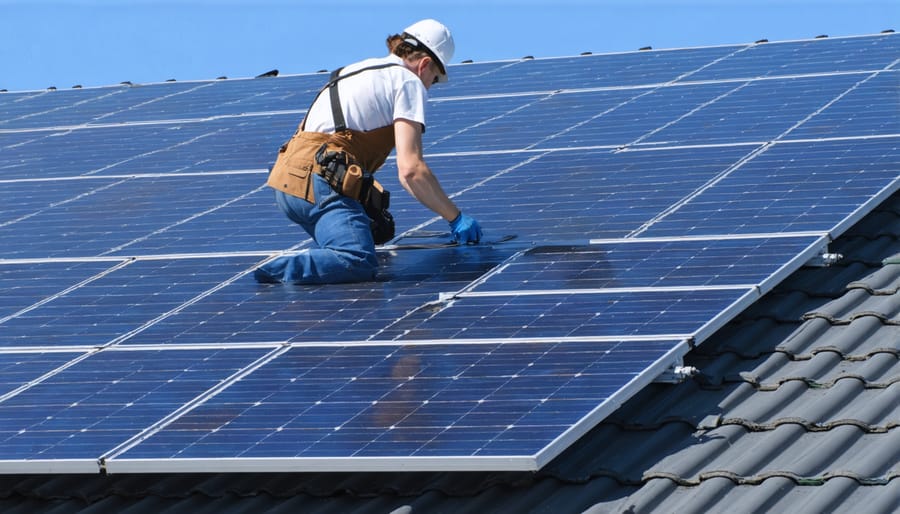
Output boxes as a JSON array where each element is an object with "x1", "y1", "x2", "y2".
[
  {"x1": 0, "y1": 174, "x2": 288, "y2": 259},
  {"x1": 427, "y1": 94, "x2": 550, "y2": 152},
  {"x1": 788, "y1": 72, "x2": 900, "y2": 139},
  {"x1": 433, "y1": 45, "x2": 742, "y2": 98},
  {"x1": 429, "y1": 67, "x2": 874, "y2": 154},
  {"x1": 0, "y1": 256, "x2": 261, "y2": 348},
  {"x1": 427, "y1": 89, "x2": 642, "y2": 152},
  {"x1": 0, "y1": 130, "x2": 69, "y2": 179},
  {"x1": 91, "y1": 115, "x2": 293, "y2": 174},
  {"x1": 438, "y1": 145, "x2": 758, "y2": 240},
  {"x1": 686, "y1": 34, "x2": 900, "y2": 81},
  {"x1": 0, "y1": 348, "x2": 269, "y2": 464},
  {"x1": 531, "y1": 81, "x2": 741, "y2": 149},
  {"x1": 0, "y1": 87, "x2": 131, "y2": 130},
  {"x1": 0, "y1": 33, "x2": 897, "y2": 473},
  {"x1": 122, "y1": 245, "x2": 517, "y2": 346},
  {"x1": 0, "y1": 261, "x2": 115, "y2": 319},
  {"x1": 470, "y1": 236, "x2": 823, "y2": 292},
  {"x1": 640, "y1": 137, "x2": 900, "y2": 237},
  {"x1": 4, "y1": 83, "x2": 202, "y2": 129},
  {"x1": 0, "y1": 178, "x2": 116, "y2": 221},
  {"x1": 0, "y1": 75, "x2": 323, "y2": 130},
  {"x1": 98, "y1": 183, "x2": 297, "y2": 257},
  {"x1": 92, "y1": 75, "x2": 324, "y2": 124},
  {"x1": 110, "y1": 340, "x2": 684, "y2": 470},
  {"x1": 0, "y1": 115, "x2": 294, "y2": 180},
  {"x1": 0, "y1": 352, "x2": 84, "y2": 397},
  {"x1": 0, "y1": 130, "x2": 64, "y2": 155},
  {"x1": 376, "y1": 289, "x2": 753, "y2": 341},
  {"x1": 638, "y1": 74, "x2": 863, "y2": 146}
]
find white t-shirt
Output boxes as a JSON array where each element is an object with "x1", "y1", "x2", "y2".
[{"x1": 304, "y1": 54, "x2": 428, "y2": 133}]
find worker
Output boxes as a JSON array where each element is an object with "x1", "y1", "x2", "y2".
[{"x1": 255, "y1": 18, "x2": 482, "y2": 285}]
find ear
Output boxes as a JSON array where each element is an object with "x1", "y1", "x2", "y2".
[{"x1": 417, "y1": 56, "x2": 433, "y2": 74}]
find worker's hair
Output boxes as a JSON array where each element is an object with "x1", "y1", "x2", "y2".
[{"x1": 386, "y1": 34, "x2": 430, "y2": 62}]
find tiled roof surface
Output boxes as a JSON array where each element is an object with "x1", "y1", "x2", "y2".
[{"x1": 2, "y1": 191, "x2": 897, "y2": 514}]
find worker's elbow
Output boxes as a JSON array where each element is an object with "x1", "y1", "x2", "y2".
[{"x1": 397, "y1": 162, "x2": 426, "y2": 184}]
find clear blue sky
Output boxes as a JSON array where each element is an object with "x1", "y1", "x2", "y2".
[{"x1": 1, "y1": 0, "x2": 896, "y2": 92}]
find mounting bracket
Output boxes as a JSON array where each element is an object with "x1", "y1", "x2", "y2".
[{"x1": 655, "y1": 359, "x2": 699, "y2": 383}]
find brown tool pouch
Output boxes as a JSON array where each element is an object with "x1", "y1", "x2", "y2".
[{"x1": 267, "y1": 131, "x2": 332, "y2": 203}]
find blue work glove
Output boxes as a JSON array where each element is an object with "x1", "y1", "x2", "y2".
[{"x1": 449, "y1": 212, "x2": 483, "y2": 244}]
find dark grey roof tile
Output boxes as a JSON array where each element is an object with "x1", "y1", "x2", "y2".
[
  {"x1": 802, "y1": 290, "x2": 900, "y2": 323},
  {"x1": 610, "y1": 364, "x2": 896, "y2": 433},
  {"x1": 607, "y1": 381, "x2": 727, "y2": 428},
  {"x1": 722, "y1": 379, "x2": 897, "y2": 430},
  {"x1": 581, "y1": 477, "x2": 676, "y2": 514},
  {"x1": 646, "y1": 424, "x2": 897, "y2": 484},
  {"x1": 741, "y1": 348, "x2": 899, "y2": 388},
  {"x1": 785, "y1": 261, "x2": 883, "y2": 297},
  {"x1": 778, "y1": 316, "x2": 899, "y2": 358},
  {"x1": 738, "y1": 290, "x2": 822, "y2": 323},
  {"x1": 841, "y1": 207, "x2": 900, "y2": 240},
  {"x1": 692, "y1": 318, "x2": 799, "y2": 358},
  {"x1": 603, "y1": 475, "x2": 899, "y2": 514},
  {"x1": 543, "y1": 422, "x2": 698, "y2": 484},
  {"x1": 848, "y1": 262, "x2": 900, "y2": 295}
]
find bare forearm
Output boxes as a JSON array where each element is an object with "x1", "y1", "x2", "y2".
[
  {"x1": 399, "y1": 164, "x2": 460, "y2": 221},
  {"x1": 393, "y1": 119, "x2": 460, "y2": 221}
]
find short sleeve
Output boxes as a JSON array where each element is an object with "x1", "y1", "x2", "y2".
[{"x1": 392, "y1": 75, "x2": 428, "y2": 129}]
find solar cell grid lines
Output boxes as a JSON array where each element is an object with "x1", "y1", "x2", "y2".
[
  {"x1": 108, "y1": 340, "x2": 681, "y2": 470},
  {"x1": 0, "y1": 32, "x2": 898, "y2": 473},
  {"x1": 788, "y1": 71, "x2": 900, "y2": 139},
  {"x1": 685, "y1": 34, "x2": 900, "y2": 80},
  {"x1": 0, "y1": 74, "x2": 324, "y2": 130}
]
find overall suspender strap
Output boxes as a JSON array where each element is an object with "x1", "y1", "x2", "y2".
[
  {"x1": 328, "y1": 68, "x2": 346, "y2": 132},
  {"x1": 326, "y1": 63, "x2": 400, "y2": 132}
]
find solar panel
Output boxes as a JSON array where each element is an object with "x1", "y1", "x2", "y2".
[
  {"x1": 686, "y1": 34, "x2": 900, "y2": 80},
  {"x1": 0, "y1": 347, "x2": 272, "y2": 472},
  {"x1": 106, "y1": 340, "x2": 684, "y2": 472},
  {"x1": 469, "y1": 236, "x2": 825, "y2": 291},
  {"x1": 431, "y1": 45, "x2": 743, "y2": 97},
  {"x1": 0, "y1": 352, "x2": 84, "y2": 397},
  {"x1": 0, "y1": 32, "x2": 897, "y2": 473},
  {"x1": 788, "y1": 71, "x2": 900, "y2": 139},
  {"x1": 638, "y1": 138, "x2": 900, "y2": 237},
  {"x1": 0, "y1": 75, "x2": 324, "y2": 129}
]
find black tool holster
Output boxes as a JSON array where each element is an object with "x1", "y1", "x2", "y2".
[
  {"x1": 365, "y1": 183, "x2": 394, "y2": 244},
  {"x1": 315, "y1": 144, "x2": 371, "y2": 200}
]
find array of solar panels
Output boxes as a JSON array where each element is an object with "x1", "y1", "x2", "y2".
[{"x1": 0, "y1": 33, "x2": 897, "y2": 473}]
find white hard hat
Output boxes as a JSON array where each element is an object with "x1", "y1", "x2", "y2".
[{"x1": 403, "y1": 19, "x2": 454, "y2": 83}]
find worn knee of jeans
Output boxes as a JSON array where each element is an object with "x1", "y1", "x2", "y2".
[{"x1": 329, "y1": 246, "x2": 378, "y2": 282}]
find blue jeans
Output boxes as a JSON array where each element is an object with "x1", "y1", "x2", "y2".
[{"x1": 255, "y1": 175, "x2": 378, "y2": 284}]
